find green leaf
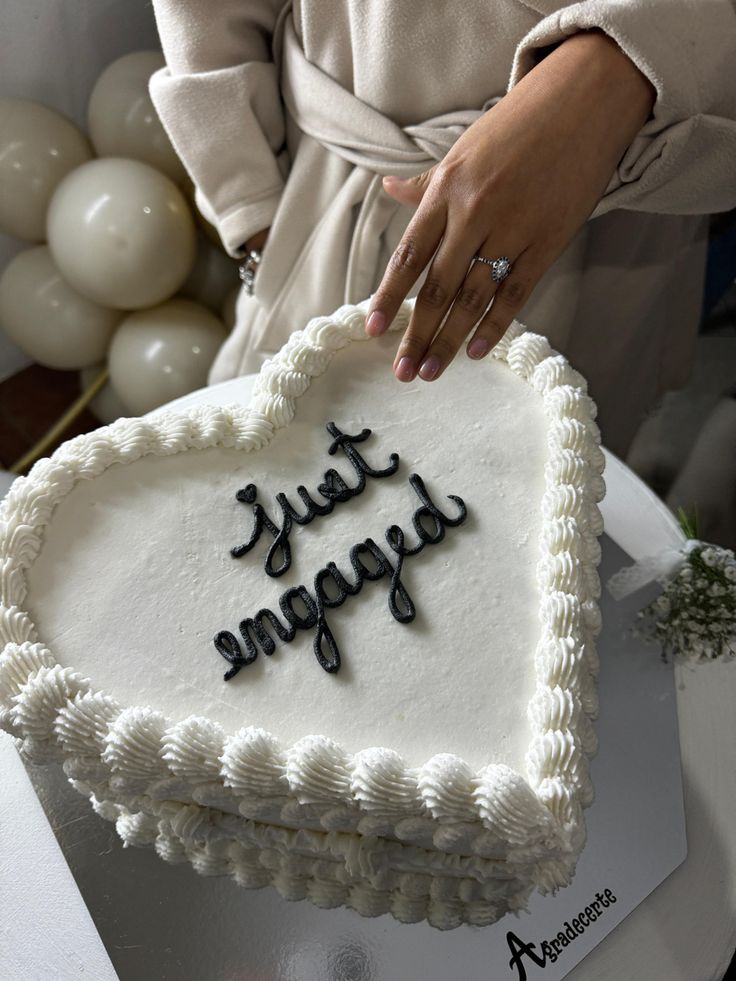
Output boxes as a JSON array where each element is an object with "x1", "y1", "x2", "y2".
[{"x1": 676, "y1": 505, "x2": 699, "y2": 541}]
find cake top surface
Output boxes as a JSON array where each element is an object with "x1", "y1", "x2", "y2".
[{"x1": 25, "y1": 330, "x2": 547, "y2": 773}]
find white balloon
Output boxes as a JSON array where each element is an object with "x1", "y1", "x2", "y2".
[
  {"x1": 108, "y1": 297, "x2": 227, "y2": 415},
  {"x1": 0, "y1": 97, "x2": 92, "y2": 241},
  {"x1": 87, "y1": 51, "x2": 186, "y2": 185},
  {"x1": 0, "y1": 246, "x2": 121, "y2": 369},
  {"x1": 221, "y1": 284, "x2": 240, "y2": 332},
  {"x1": 47, "y1": 157, "x2": 196, "y2": 309},
  {"x1": 79, "y1": 365, "x2": 130, "y2": 425}
]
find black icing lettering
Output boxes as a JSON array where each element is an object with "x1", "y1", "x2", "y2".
[
  {"x1": 214, "y1": 425, "x2": 468, "y2": 679},
  {"x1": 279, "y1": 585, "x2": 318, "y2": 630},
  {"x1": 383, "y1": 525, "x2": 417, "y2": 622},
  {"x1": 275, "y1": 485, "x2": 333, "y2": 527},
  {"x1": 317, "y1": 467, "x2": 353, "y2": 503},
  {"x1": 230, "y1": 485, "x2": 292, "y2": 578},
  {"x1": 230, "y1": 423, "x2": 399, "y2": 577},
  {"x1": 314, "y1": 565, "x2": 348, "y2": 608},
  {"x1": 409, "y1": 472, "x2": 467, "y2": 544},
  {"x1": 313, "y1": 564, "x2": 352, "y2": 673},
  {"x1": 326, "y1": 421, "x2": 399, "y2": 487},
  {"x1": 213, "y1": 630, "x2": 249, "y2": 681},
  {"x1": 240, "y1": 608, "x2": 295, "y2": 658},
  {"x1": 231, "y1": 486, "x2": 287, "y2": 564},
  {"x1": 349, "y1": 540, "x2": 390, "y2": 583}
]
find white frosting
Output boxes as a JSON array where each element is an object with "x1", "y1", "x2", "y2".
[
  {"x1": 286, "y1": 734, "x2": 353, "y2": 804},
  {"x1": 11, "y1": 664, "x2": 90, "y2": 742},
  {"x1": 161, "y1": 716, "x2": 225, "y2": 782},
  {"x1": 220, "y1": 726, "x2": 288, "y2": 796},
  {"x1": 417, "y1": 754, "x2": 477, "y2": 823},
  {"x1": 350, "y1": 747, "x2": 423, "y2": 814},
  {"x1": 0, "y1": 642, "x2": 54, "y2": 715},
  {"x1": 54, "y1": 690, "x2": 121, "y2": 757},
  {"x1": 102, "y1": 706, "x2": 168, "y2": 779},
  {"x1": 0, "y1": 604, "x2": 37, "y2": 645},
  {"x1": 0, "y1": 297, "x2": 605, "y2": 928}
]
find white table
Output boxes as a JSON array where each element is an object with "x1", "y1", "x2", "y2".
[{"x1": 19, "y1": 376, "x2": 736, "y2": 981}]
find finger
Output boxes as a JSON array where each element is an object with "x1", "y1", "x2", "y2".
[
  {"x1": 381, "y1": 166, "x2": 436, "y2": 208},
  {"x1": 413, "y1": 252, "x2": 502, "y2": 382},
  {"x1": 392, "y1": 223, "x2": 487, "y2": 383},
  {"x1": 365, "y1": 196, "x2": 446, "y2": 340},
  {"x1": 466, "y1": 248, "x2": 538, "y2": 360}
]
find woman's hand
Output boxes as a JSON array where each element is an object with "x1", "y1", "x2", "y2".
[{"x1": 364, "y1": 30, "x2": 656, "y2": 382}]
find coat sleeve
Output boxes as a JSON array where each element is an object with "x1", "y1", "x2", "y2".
[
  {"x1": 508, "y1": 0, "x2": 736, "y2": 217},
  {"x1": 149, "y1": 0, "x2": 288, "y2": 257}
]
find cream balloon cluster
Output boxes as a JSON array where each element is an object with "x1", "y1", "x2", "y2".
[{"x1": 0, "y1": 53, "x2": 240, "y2": 420}]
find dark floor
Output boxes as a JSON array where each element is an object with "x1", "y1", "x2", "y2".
[{"x1": 0, "y1": 363, "x2": 97, "y2": 472}]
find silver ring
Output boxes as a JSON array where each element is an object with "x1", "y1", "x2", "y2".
[
  {"x1": 238, "y1": 248, "x2": 263, "y2": 297},
  {"x1": 473, "y1": 254, "x2": 511, "y2": 283}
]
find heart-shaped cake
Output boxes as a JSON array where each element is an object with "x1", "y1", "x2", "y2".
[{"x1": 0, "y1": 298, "x2": 605, "y2": 929}]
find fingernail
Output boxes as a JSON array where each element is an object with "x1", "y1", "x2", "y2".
[
  {"x1": 467, "y1": 338, "x2": 491, "y2": 360},
  {"x1": 418, "y1": 355, "x2": 441, "y2": 381},
  {"x1": 382, "y1": 174, "x2": 400, "y2": 183},
  {"x1": 366, "y1": 310, "x2": 386, "y2": 336},
  {"x1": 395, "y1": 356, "x2": 415, "y2": 381}
]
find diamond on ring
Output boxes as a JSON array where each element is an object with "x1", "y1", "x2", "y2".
[
  {"x1": 473, "y1": 254, "x2": 512, "y2": 283},
  {"x1": 491, "y1": 256, "x2": 511, "y2": 282}
]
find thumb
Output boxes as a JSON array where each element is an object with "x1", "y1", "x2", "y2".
[{"x1": 382, "y1": 165, "x2": 436, "y2": 206}]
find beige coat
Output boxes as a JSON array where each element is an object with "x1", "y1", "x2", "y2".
[{"x1": 149, "y1": 0, "x2": 736, "y2": 455}]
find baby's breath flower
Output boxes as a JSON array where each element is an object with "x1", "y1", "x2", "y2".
[
  {"x1": 654, "y1": 595, "x2": 670, "y2": 613},
  {"x1": 637, "y1": 540, "x2": 736, "y2": 664}
]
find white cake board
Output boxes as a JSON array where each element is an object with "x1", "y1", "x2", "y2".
[{"x1": 0, "y1": 732, "x2": 119, "y2": 981}]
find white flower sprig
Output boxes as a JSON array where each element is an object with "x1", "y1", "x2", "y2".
[{"x1": 636, "y1": 541, "x2": 736, "y2": 664}]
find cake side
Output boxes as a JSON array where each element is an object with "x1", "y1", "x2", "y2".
[
  {"x1": 0, "y1": 297, "x2": 605, "y2": 912},
  {"x1": 69, "y1": 787, "x2": 564, "y2": 929}
]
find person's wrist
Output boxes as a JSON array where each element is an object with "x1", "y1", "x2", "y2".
[{"x1": 559, "y1": 30, "x2": 656, "y2": 126}]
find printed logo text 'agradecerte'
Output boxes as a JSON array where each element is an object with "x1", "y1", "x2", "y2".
[{"x1": 506, "y1": 888, "x2": 617, "y2": 980}]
